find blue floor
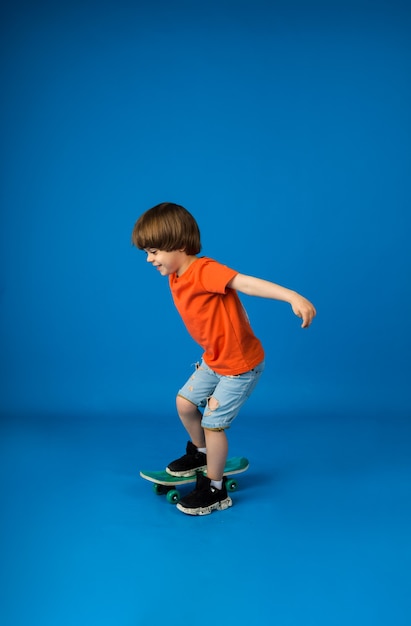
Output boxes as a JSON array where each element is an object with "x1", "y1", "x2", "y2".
[{"x1": 1, "y1": 408, "x2": 410, "y2": 626}]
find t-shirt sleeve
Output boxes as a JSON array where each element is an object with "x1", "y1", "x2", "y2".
[{"x1": 198, "y1": 259, "x2": 238, "y2": 294}]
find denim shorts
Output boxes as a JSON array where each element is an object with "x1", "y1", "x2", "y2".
[{"x1": 177, "y1": 359, "x2": 265, "y2": 430}]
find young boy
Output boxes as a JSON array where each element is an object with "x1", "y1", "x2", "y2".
[{"x1": 132, "y1": 202, "x2": 316, "y2": 516}]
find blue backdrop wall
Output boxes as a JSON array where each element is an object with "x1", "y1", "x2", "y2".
[{"x1": 1, "y1": 0, "x2": 410, "y2": 418}]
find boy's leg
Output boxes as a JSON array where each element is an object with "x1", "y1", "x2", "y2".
[
  {"x1": 204, "y1": 428, "x2": 228, "y2": 481},
  {"x1": 175, "y1": 396, "x2": 229, "y2": 479},
  {"x1": 175, "y1": 395, "x2": 205, "y2": 449},
  {"x1": 166, "y1": 395, "x2": 208, "y2": 477}
]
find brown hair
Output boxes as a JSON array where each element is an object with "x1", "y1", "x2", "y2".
[{"x1": 131, "y1": 203, "x2": 201, "y2": 255}]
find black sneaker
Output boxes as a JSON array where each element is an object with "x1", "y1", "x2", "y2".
[
  {"x1": 176, "y1": 473, "x2": 233, "y2": 516},
  {"x1": 166, "y1": 441, "x2": 207, "y2": 477}
]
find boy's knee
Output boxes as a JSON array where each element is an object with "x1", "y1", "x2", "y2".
[
  {"x1": 207, "y1": 396, "x2": 219, "y2": 411},
  {"x1": 176, "y1": 394, "x2": 198, "y2": 416}
]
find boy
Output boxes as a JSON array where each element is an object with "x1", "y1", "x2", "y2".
[{"x1": 132, "y1": 202, "x2": 316, "y2": 515}]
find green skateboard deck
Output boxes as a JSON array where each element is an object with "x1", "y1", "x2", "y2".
[{"x1": 140, "y1": 456, "x2": 249, "y2": 504}]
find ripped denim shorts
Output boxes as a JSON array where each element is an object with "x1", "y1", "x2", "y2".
[{"x1": 177, "y1": 358, "x2": 265, "y2": 430}]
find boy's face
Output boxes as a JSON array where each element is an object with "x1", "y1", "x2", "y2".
[{"x1": 144, "y1": 248, "x2": 195, "y2": 277}]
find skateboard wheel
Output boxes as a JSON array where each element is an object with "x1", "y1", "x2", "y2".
[
  {"x1": 226, "y1": 479, "x2": 238, "y2": 492},
  {"x1": 166, "y1": 489, "x2": 181, "y2": 504}
]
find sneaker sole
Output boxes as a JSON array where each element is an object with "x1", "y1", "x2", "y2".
[
  {"x1": 176, "y1": 496, "x2": 233, "y2": 516},
  {"x1": 166, "y1": 465, "x2": 207, "y2": 478}
]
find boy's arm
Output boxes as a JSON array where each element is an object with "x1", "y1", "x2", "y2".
[{"x1": 227, "y1": 273, "x2": 316, "y2": 328}]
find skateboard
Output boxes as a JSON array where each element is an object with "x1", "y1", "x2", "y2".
[{"x1": 140, "y1": 456, "x2": 249, "y2": 504}]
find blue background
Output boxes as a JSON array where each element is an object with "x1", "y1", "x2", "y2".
[
  {"x1": 1, "y1": 0, "x2": 410, "y2": 417},
  {"x1": 1, "y1": 1, "x2": 410, "y2": 625}
]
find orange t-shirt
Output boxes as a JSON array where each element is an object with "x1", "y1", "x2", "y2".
[{"x1": 169, "y1": 257, "x2": 264, "y2": 375}]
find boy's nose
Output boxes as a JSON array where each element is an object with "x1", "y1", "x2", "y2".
[{"x1": 146, "y1": 253, "x2": 153, "y2": 263}]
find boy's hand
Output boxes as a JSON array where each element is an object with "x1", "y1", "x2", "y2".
[{"x1": 290, "y1": 295, "x2": 316, "y2": 328}]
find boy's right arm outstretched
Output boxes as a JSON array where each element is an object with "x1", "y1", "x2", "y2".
[{"x1": 228, "y1": 273, "x2": 316, "y2": 328}]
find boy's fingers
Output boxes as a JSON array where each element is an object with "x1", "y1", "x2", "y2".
[
  {"x1": 292, "y1": 302, "x2": 316, "y2": 328},
  {"x1": 301, "y1": 309, "x2": 315, "y2": 328}
]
